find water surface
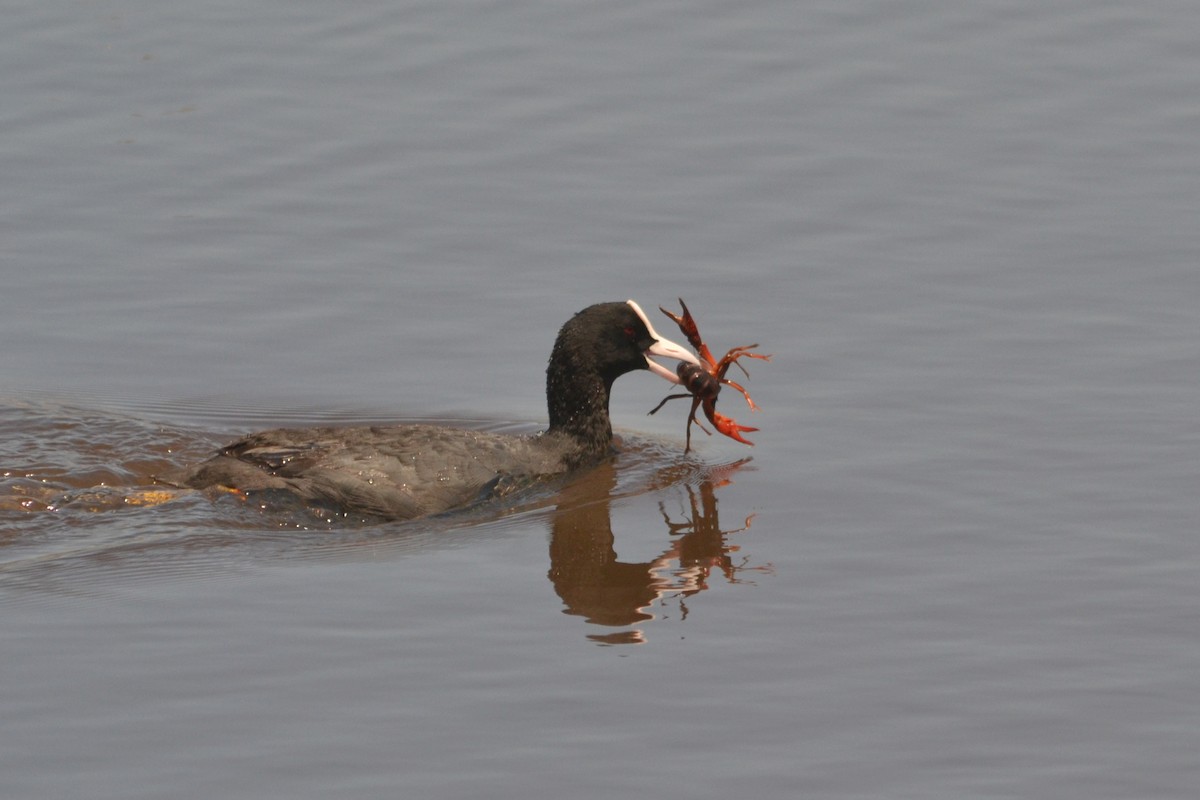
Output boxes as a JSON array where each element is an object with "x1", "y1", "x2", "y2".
[{"x1": 3, "y1": 1, "x2": 1199, "y2": 798}]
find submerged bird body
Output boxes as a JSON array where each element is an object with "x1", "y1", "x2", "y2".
[
  {"x1": 182, "y1": 423, "x2": 574, "y2": 519},
  {"x1": 176, "y1": 301, "x2": 699, "y2": 520}
]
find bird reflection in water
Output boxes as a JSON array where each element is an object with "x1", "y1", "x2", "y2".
[{"x1": 546, "y1": 458, "x2": 770, "y2": 645}]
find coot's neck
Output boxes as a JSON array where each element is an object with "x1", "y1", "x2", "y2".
[{"x1": 545, "y1": 339, "x2": 616, "y2": 461}]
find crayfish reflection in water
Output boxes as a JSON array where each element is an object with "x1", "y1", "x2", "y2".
[{"x1": 649, "y1": 298, "x2": 771, "y2": 453}]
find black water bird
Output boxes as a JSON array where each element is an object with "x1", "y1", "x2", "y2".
[{"x1": 176, "y1": 300, "x2": 700, "y2": 519}]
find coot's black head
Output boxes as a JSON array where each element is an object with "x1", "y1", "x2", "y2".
[
  {"x1": 559, "y1": 300, "x2": 697, "y2": 384},
  {"x1": 546, "y1": 300, "x2": 700, "y2": 453}
]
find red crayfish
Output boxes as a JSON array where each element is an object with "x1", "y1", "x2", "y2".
[{"x1": 649, "y1": 298, "x2": 771, "y2": 453}]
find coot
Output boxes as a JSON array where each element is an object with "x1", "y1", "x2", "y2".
[{"x1": 177, "y1": 300, "x2": 701, "y2": 520}]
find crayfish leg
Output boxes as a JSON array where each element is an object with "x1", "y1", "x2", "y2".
[
  {"x1": 719, "y1": 377, "x2": 761, "y2": 411},
  {"x1": 683, "y1": 396, "x2": 713, "y2": 453},
  {"x1": 715, "y1": 345, "x2": 771, "y2": 381},
  {"x1": 648, "y1": 393, "x2": 691, "y2": 416}
]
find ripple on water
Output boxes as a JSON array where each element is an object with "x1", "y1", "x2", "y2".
[{"x1": 1, "y1": 398, "x2": 757, "y2": 606}]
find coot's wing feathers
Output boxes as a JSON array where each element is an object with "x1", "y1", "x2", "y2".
[
  {"x1": 291, "y1": 425, "x2": 564, "y2": 517},
  {"x1": 218, "y1": 437, "x2": 323, "y2": 476}
]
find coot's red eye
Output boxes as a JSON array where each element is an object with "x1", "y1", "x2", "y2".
[{"x1": 623, "y1": 325, "x2": 636, "y2": 339}]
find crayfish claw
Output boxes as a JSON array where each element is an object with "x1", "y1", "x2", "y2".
[
  {"x1": 713, "y1": 415, "x2": 758, "y2": 446},
  {"x1": 661, "y1": 298, "x2": 718, "y2": 366},
  {"x1": 657, "y1": 299, "x2": 695, "y2": 338}
]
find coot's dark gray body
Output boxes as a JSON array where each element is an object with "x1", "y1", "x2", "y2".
[
  {"x1": 176, "y1": 301, "x2": 699, "y2": 520},
  {"x1": 182, "y1": 424, "x2": 580, "y2": 519}
]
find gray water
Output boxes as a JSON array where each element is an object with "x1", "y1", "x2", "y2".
[{"x1": 3, "y1": 1, "x2": 1199, "y2": 798}]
